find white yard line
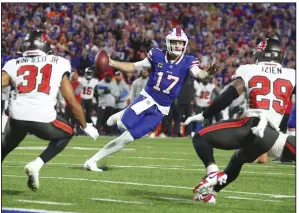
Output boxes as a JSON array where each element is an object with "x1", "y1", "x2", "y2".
[
  {"x1": 16, "y1": 147, "x2": 135, "y2": 151},
  {"x1": 2, "y1": 207, "x2": 78, "y2": 213},
  {"x1": 17, "y1": 200, "x2": 73, "y2": 206},
  {"x1": 3, "y1": 174, "x2": 295, "y2": 198},
  {"x1": 3, "y1": 161, "x2": 294, "y2": 176},
  {"x1": 226, "y1": 196, "x2": 282, "y2": 202},
  {"x1": 9, "y1": 151, "x2": 295, "y2": 168},
  {"x1": 222, "y1": 190, "x2": 295, "y2": 198},
  {"x1": 91, "y1": 198, "x2": 152, "y2": 205},
  {"x1": 158, "y1": 197, "x2": 191, "y2": 202}
]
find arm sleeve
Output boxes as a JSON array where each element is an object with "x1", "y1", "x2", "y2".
[
  {"x1": 134, "y1": 57, "x2": 152, "y2": 73},
  {"x1": 202, "y1": 85, "x2": 240, "y2": 118},
  {"x1": 234, "y1": 65, "x2": 248, "y2": 88},
  {"x1": 189, "y1": 66, "x2": 209, "y2": 79},
  {"x1": 60, "y1": 59, "x2": 72, "y2": 86}
]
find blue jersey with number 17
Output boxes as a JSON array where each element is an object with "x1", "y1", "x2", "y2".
[{"x1": 144, "y1": 48, "x2": 199, "y2": 106}]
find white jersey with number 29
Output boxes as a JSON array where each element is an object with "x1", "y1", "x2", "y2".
[
  {"x1": 235, "y1": 61, "x2": 295, "y2": 129},
  {"x1": 2, "y1": 55, "x2": 71, "y2": 122}
]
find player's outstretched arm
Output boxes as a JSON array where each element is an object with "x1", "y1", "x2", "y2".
[
  {"x1": 202, "y1": 78, "x2": 245, "y2": 118},
  {"x1": 109, "y1": 59, "x2": 137, "y2": 73},
  {"x1": 184, "y1": 78, "x2": 245, "y2": 125},
  {"x1": 2, "y1": 71, "x2": 10, "y2": 87},
  {"x1": 109, "y1": 55, "x2": 152, "y2": 73},
  {"x1": 60, "y1": 75, "x2": 87, "y2": 128}
]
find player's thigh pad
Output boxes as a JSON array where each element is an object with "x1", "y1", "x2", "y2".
[
  {"x1": 28, "y1": 115, "x2": 74, "y2": 141},
  {"x1": 198, "y1": 117, "x2": 258, "y2": 150},
  {"x1": 119, "y1": 94, "x2": 148, "y2": 131},
  {"x1": 128, "y1": 106, "x2": 164, "y2": 139},
  {"x1": 236, "y1": 125, "x2": 279, "y2": 163}
]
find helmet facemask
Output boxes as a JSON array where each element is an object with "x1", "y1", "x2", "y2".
[{"x1": 165, "y1": 28, "x2": 188, "y2": 57}]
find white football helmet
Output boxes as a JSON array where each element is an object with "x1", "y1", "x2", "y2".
[{"x1": 165, "y1": 28, "x2": 188, "y2": 56}]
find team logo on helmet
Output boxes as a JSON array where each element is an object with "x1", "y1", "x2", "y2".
[{"x1": 256, "y1": 41, "x2": 267, "y2": 52}]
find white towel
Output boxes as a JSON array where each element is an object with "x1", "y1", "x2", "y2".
[{"x1": 131, "y1": 98, "x2": 155, "y2": 115}]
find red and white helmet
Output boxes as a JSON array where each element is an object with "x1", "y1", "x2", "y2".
[{"x1": 165, "y1": 28, "x2": 188, "y2": 56}]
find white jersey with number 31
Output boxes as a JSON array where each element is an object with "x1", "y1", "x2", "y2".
[
  {"x1": 235, "y1": 62, "x2": 295, "y2": 129},
  {"x1": 2, "y1": 55, "x2": 71, "y2": 122}
]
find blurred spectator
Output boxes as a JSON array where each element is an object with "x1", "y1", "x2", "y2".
[
  {"x1": 130, "y1": 70, "x2": 149, "y2": 102},
  {"x1": 95, "y1": 72, "x2": 120, "y2": 135}
]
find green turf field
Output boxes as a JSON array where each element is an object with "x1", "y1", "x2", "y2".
[{"x1": 2, "y1": 136, "x2": 295, "y2": 213}]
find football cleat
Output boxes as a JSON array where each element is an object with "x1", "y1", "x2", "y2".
[
  {"x1": 193, "y1": 191, "x2": 216, "y2": 203},
  {"x1": 149, "y1": 132, "x2": 156, "y2": 138},
  {"x1": 24, "y1": 162, "x2": 40, "y2": 192},
  {"x1": 193, "y1": 171, "x2": 227, "y2": 194},
  {"x1": 84, "y1": 159, "x2": 103, "y2": 172},
  {"x1": 159, "y1": 133, "x2": 168, "y2": 138}
]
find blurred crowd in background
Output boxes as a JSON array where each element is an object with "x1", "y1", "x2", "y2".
[{"x1": 1, "y1": 3, "x2": 296, "y2": 137}]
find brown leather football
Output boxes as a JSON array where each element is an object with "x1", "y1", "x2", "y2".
[{"x1": 95, "y1": 49, "x2": 110, "y2": 75}]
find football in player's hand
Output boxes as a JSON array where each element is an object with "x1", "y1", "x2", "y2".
[{"x1": 95, "y1": 49, "x2": 110, "y2": 75}]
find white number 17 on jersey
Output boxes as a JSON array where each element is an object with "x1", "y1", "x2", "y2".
[{"x1": 153, "y1": 72, "x2": 179, "y2": 94}]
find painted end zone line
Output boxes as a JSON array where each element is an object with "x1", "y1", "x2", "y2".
[
  {"x1": 2, "y1": 207, "x2": 78, "y2": 213},
  {"x1": 92, "y1": 198, "x2": 152, "y2": 205},
  {"x1": 226, "y1": 196, "x2": 281, "y2": 202},
  {"x1": 17, "y1": 200, "x2": 73, "y2": 206}
]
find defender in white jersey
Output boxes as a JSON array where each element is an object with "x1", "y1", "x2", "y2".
[
  {"x1": 79, "y1": 67, "x2": 98, "y2": 123},
  {"x1": 1, "y1": 30, "x2": 99, "y2": 191},
  {"x1": 193, "y1": 79, "x2": 218, "y2": 126},
  {"x1": 184, "y1": 38, "x2": 296, "y2": 203}
]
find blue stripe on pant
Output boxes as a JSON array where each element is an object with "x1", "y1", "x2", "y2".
[{"x1": 121, "y1": 94, "x2": 164, "y2": 139}]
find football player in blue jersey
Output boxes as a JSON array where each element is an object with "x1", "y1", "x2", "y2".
[{"x1": 84, "y1": 28, "x2": 219, "y2": 171}]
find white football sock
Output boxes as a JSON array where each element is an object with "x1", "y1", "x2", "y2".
[
  {"x1": 31, "y1": 157, "x2": 44, "y2": 170},
  {"x1": 90, "y1": 131, "x2": 134, "y2": 162},
  {"x1": 207, "y1": 164, "x2": 219, "y2": 175}
]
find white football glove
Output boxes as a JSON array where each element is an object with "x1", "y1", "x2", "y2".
[
  {"x1": 184, "y1": 113, "x2": 205, "y2": 126},
  {"x1": 251, "y1": 115, "x2": 268, "y2": 138},
  {"x1": 82, "y1": 123, "x2": 99, "y2": 140}
]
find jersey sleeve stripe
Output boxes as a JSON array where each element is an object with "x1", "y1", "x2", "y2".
[
  {"x1": 147, "y1": 53, "x2": 153, "y2": 61},
  {"x1": 189, "y1": 63, "x2": 200, "y2": 69}
]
